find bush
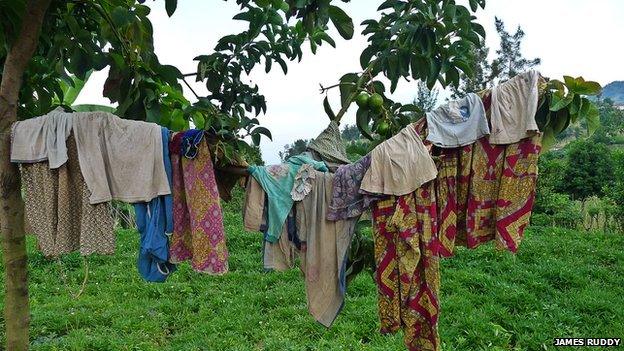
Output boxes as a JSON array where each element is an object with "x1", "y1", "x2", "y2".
[{"x1": 533, "y1": 187, "x2": 582, "y2": 229}]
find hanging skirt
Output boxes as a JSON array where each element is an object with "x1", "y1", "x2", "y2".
[{"x1": 169, "y1": 137, "x2": 228, "y2": 274}]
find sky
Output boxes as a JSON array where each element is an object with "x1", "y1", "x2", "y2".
[{"x1": 76, "y1": 0, "x2": 624, "y2": 164}]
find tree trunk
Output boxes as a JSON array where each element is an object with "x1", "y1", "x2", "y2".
[{"x1": 0, "y1": 1, "x2": 52, "y2": 350}]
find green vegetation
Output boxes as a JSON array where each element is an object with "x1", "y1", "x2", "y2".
[
  {"x1": 1, "y1": 190, "x2": 622, "y2": 350},
  {"x1": 534, "y1": 98, "x2": 624, "y2": 231}
]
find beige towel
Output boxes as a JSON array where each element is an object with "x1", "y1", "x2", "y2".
[
  {"x1": 11, "y1": 107, "x2": 73, "y2": 169},
  {"x1": 243, "y1": 176, "x2": 265, "y2": 231},
  {"x1": 72, "y1": 111, "x2": 170, "y2": 204},
  {"x1": 489, "y1": 70, "x2": 540, "y2": 145},
  {"x1": 360, "y1": 123, "x2": 438, "y2": 196},
  {"x1": 297, "y1": 171, "x2": 358, "y2": 327},
  {"x1": 263, "y1": 221, "x2": 296, "y2": 272}
]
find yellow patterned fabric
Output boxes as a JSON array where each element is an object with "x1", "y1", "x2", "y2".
[{"x1": 372, "y1": 184, "x2": 440, "y2": 351}]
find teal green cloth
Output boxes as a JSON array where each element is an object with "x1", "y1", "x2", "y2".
[{"x1": 249, "y1": 154, "x2": 328, "y2": 243}]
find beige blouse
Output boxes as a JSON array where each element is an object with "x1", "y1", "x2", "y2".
[{"x1": 360, "y1": 123, "x2": 438, "y2": 196}]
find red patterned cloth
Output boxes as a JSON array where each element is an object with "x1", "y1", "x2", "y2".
[
  {"x1": 372, "y1": 185, "x2": 440, "y2": 351},
  {"x1": 370, "y1": 99, "x2": 541, "y2": 351}
]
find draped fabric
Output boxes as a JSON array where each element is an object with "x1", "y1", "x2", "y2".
[
  {"x1": 372, "y1": 187, "x2": 440, "y2": 351},
  {"x1": 169, "y1": 135, "x2": 229, "y2": 274},
  {"x1": 21, "y1": 134, "x2": 114, "y2": 257},
  {"x1": 369, "y1": 92, "x2": 541, "y2": 351}
]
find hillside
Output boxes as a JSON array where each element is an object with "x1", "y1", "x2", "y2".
[{"x1": 602, "y1": 81, "x2": 624, "y2": 105}]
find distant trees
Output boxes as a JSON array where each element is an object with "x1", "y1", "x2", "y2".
[
  {"x1": 451, "y1": 17, "x2": 541, "y2": 98},
  {"x1": 341, "y1": 124, "x2": 361, "y2": 142},
  {"x1": 557, "y1": 140, "x2": 615, "y2": 200},
  {"x1": 279, "y1": 139, "x2": 310, "y2": 161},
  {"x1": 413, "y1": 81, "x2": 439, "y2": 113}
]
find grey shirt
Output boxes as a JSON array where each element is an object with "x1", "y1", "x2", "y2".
[{"x1": 426, "y1": 93, "x2": 489, "y2": 148}]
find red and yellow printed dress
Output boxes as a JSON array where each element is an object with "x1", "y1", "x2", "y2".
[
  {"x1": 372, "y1": 184, "x2": 440, "y2": 351},
  {"x1": 435, "y1": 93, "x2": 542, "y2": 255},
  {"x1": 370, "y1": 96, "x2": 542, "y2": 351}
]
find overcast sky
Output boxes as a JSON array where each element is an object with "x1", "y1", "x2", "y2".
[{"x1": 76, "y1": 0, "x2": 624, "y2": 164}]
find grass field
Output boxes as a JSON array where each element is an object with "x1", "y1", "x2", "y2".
[{"x1": 1, "y1": 196, "x2": 623, "y2": 350}]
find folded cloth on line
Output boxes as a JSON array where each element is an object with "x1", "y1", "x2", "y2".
[
  {"x1": 426, "y1": 92, "x2": 489, "y2": 148},
  {"x1": 11, "y1": 107, "x2": 73, "y2": 169},
  {"x1": 72, "y1": 111, "x2": 171, "y2": 204},
  {"x1": 297, "y1": 171, "x2": 358, "y2": 327},
  {"x1": 249, "y1": 153, "x2": 328, "y2": 243},
  {"x1": 489, "y1": 70, "x2": 541, "y2": 145},
  {"x1": 327, "y1": 154, "x2": 383, "y2": 221},
  {"x1": 361, "y1": 123, "x2": 438, "y2": 196},
  {"x1": 21, "y1": 134, "x2": 114, "y2": 257},
  {"x1": 169, "y1": 135, "x2": 229, "y2": 274},
  {"x1": 133, "y1": 127, "x2": 177, "y2": 282}
]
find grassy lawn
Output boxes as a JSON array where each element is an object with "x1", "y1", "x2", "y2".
[{"x1": 1, "y1": 196, "x2": 623, "y2": 350}]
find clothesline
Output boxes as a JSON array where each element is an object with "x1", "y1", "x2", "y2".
[{"x1": 11, "y1": 70, "x2": 545, "y2": 351}]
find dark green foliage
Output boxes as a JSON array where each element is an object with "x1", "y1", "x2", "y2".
[
  {"x1": 557, "y1": 140, "x2": 615, "y2": 200},
  {"x1": 332, "y1": 0, "x2": 487, "y2": 142},
  {"x1": 340, "y1": 124, "x2": 361, "y2": 142},
  {"x1": 449, "y1": 44, "x2": 491, "y2": 99}
]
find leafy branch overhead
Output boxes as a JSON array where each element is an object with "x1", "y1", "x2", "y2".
[
  {"x1": 538, "y1": 76, "x2": 602, "y2": 150},
  {"x1": 193, "y1": 0, "x2": 355, "y2": 157},
  {"x1": 0, "y1": 0, "x2": 355, "y2": 166},
  {"x1": 322, "y1": 0, "x2": 487, "y2": 142}
]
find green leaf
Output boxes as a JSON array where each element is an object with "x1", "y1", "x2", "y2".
[
  {"x1": 356, "y1": 108, "x2": 374, "y2": 140},
  {"x1": 549, "y1": 91, "x2": 573, "y2": 111},
  {"x1": 251, "y1": 126, "x2": 273, "y2": 141},
  {"x1": 585, "y1": 102, "x2": 600, "y2": 136},
  {"x1": 72, "y1": 104, "x2": 115, "y2": 113},
  {"x1": 339, "y1": 73, "x2": 358, "y2": 107},
  {"x1": 574, "y1": 79, "x2": 602, "y2": 96},
  {"x1": 165, "y1": 0, "x2": 178, "y2": 17},
  {"x1": 541, "y1": 126, "x2": 556, "y2": 153},
  {"x1": 323, "y1": 95, "x2": 335, "y2": 121},
  {"x1": 328, "y1": 5, "x2": 354, "y2": 40}
]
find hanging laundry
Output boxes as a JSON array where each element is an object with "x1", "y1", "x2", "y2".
[
  {"x1": 248, "y1": 153, "x2": 328, "y2": 243},
  {"x1": 306, "y1": 121, "x2": 352, "y2": 172},
  {"x1": 169, "y1": 130, "x2": 229, "y2": 274},
  {"x1": 262, "y1": 210, "x2": 298, "y2": 272},
  {"x1": 426, "y1": 93, "x2": 489, "y2": 148},
  {"x1": 72, "y1": 111, "x2": 170, "y2": 204},
  {"x1": 243, "y1": 176, "x2": 265, "y2": 232},
  {"x1": 489, "y1": 70, "x2": 541, "y2": 145},
  {"x1": 20, "y1": 134, "x2": 114, "y2": 257},
  {"x1": 360, "y1": 123, "x2": 438, "y2": 196},
  {"x1": 11, "y1": 107, "x2": 73, "y2": 168},
  {"x1": 463, "y1": 134, "x2": 541, "y2": 252},
  {"x1": 372, "y1": 189, "x2": 440, "y2": 351},
  {"x1": 296, "y1": 171, "x2": 358, "y2": 327},
  {"x1": 327, "y1": 154, "x2": 382, "y2": 221},
  {"x1": 133, "y1": 127, "x2": 177, "y2": 282},
  {"x1": 243, "y1": 176, "x2": 298, "y2": 271}
]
